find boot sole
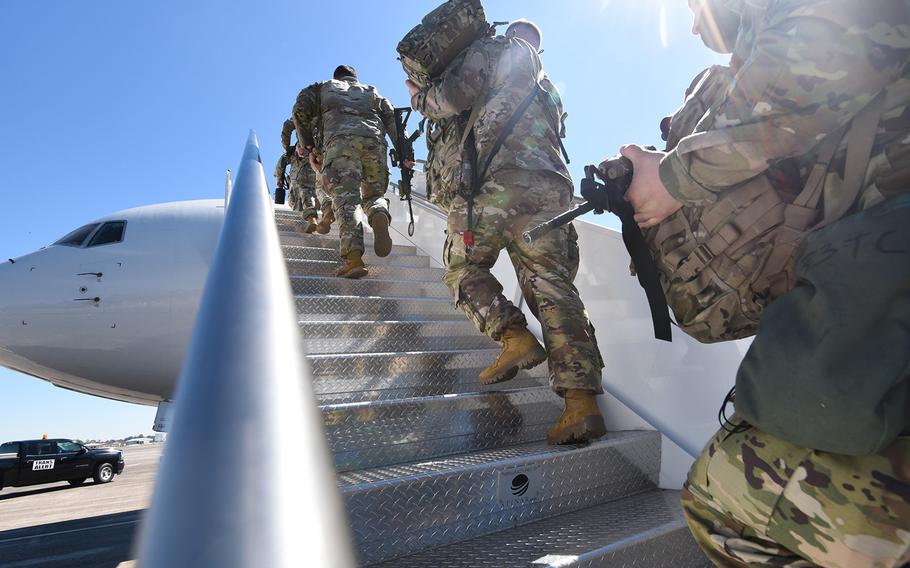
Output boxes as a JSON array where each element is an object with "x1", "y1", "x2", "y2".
[
  {"x1": 372, "y1": 217, "x2": 393, "y2": 258},
  {"x1": 316, "y1": 224, "x2": 332, "y2": 235},
  {"x1": 479, "y1": 347, "x2": 547, "y2": 386},
  {"x1": 547, "y1": 415, "x2": 607, "y2": 445}
]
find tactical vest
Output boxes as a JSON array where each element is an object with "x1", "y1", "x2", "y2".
[
  {"x1": 643, "y1": 69, "x2": 887, "y2": 343},
  {"x1": 319, "y1": 79, "x2": 388, "y2": 144},
  {"x1": 424, "y1": 115, "x2": 466, "y2": 210}
]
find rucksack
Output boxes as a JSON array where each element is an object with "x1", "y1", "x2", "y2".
[
  {"x1": 734, "y1": 193, "x2": 910, "y2": 455},
  {"x1": 396, "y1": 0, "x2": 492, "y2": 88},
  {"x1": 644, "y1": 76, "x2": 886, "y2": 343}
]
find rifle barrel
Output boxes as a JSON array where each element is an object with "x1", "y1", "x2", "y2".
[{"x1": 523, "y1": 202, "x2": 597, "y2": 244}]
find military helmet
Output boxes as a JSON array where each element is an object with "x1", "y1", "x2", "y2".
[{"x1": 333, "y1": 65, "x2": 357, "y2": 80}]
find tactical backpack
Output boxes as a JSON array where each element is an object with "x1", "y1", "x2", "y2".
[
  {"x1": 639, "y1": 68, "x2": 886, "y2": 343},
  {"x1": 396, "y1": 0, "x2": 492, "y2": 88}
]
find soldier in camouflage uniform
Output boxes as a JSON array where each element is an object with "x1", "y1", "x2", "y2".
[
  {"x1": 278, "y1": 119, "x2": 334, "y2": 234},
  {"x1": 293, "y1": 65, "x2": 402, "y2": 279},
  {"x1": 409, "y1": 20, "x2": 607, "y2": 445},
  {"x1": 619, "y1": 0, "x2": 910, "y2": 565}
]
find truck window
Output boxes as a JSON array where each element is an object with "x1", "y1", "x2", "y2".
[
  {"x1": 87, "y1": 221, "x2": 126, "y2": 247},
  {"x1": 0, "y1": 442, "x2": 19, "y2": 456},
  {"x1": 25, "y1": 441, "x2": 58, "y2": 456},
  {"x1": 57, "y1": 441, "x2": 82, "y2": 453},
  {"x1": 54, "y1": 224, "x2": 100, "y2": 247}
]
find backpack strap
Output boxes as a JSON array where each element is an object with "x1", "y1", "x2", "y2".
[{"x1": 816, "y1": 91, "x2": 886, "y2": 229}]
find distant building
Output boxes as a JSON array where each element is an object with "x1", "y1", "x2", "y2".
[{"x1": 124, "y1": 437, "x2": 154, "y2": 446}]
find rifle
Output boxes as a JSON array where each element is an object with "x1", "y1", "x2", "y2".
[
  {"x1": 389, "y1": 107, "x2": 422, "y2": 236},
  {"x1": 522, "y1": 156, "x2": 673, "y2": 342},
  {"x1": 275, "y1": 148, "x2": 296, "y2": 205}
]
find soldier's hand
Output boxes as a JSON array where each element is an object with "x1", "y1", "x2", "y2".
[
  {"x1": 308, "y1": 151, "x2": 322, "y2": 173},
  {"x1": 620, "y1": 144, "x2": 683, "y2": 229},
  {"x1": 403, "y1": 160, "x2": 416, "y2": 170},
  {"x1": 406, "y1": 80, "x2": 421, "y2": 98},
  {"x1": 296, "y1": 143, "x2": 306, "y2": 158}
]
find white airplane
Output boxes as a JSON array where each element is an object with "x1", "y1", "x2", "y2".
[{"x1": 0, "y1": 200, "x2": 226, "y2": 406}]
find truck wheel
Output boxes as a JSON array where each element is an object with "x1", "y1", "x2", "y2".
[
  {"x1": 68, "y1": 478, "x2": 87, "y2": 486},
  {"x1": 93, "y1": 463, "x2": 114, "y2": 484}
]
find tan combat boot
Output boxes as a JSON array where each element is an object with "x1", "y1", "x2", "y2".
[
  {"x1": 371, "y1": 213, "x2": 393, "y2": 258},
  {"x1": 304, "y1": 215, "x2": 318, "y2": 234},
  {"x1": 547, "y1": 389, "x2": 607, "y2": 445},
  {"x1": 335, "y1": 250, "x2": 368, "y2": 279},
  {"x1": 479, "y1": 327, "x2": 547, "y2": 385},
  {"x1": 316, "y1": 204, "x2": 335, "y2": 235}
]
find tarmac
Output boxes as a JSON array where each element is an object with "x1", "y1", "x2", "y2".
[{"x1": 0, "y1": 444, "x2": 163, "y2": 568}]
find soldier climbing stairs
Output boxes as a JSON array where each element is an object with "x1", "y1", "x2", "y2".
[{"x1": 274, "y1": 209, "x2": 711, "y2": 567}]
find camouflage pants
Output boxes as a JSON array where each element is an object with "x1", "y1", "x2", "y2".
[
  {"x1": 322, "y1": 135, "x2": 390, "y2": 257},
  {"x1": 300, "y1": 183, "x2": 331, "y2": 220},
  {"x1": 290, "y1": 182, "x2": 318, "y2": 217},
  {"x1": 443, "y1": 170, "x2": 604, "y2": 396},
  {"x1": 682, "y1": 420, "x2": 910, "y2": 568}
]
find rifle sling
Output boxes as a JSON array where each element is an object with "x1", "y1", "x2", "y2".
[
  {"x1": 475, "y1": 83, "x2": 553, "y2": 188},
  {"x1": 613, "y1": 199, "x2": 673, "y2": 342}
]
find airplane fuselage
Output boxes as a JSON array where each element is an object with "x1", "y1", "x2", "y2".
[{"x1": 0, "y1": 200, "x2": 225, "y2": 404}]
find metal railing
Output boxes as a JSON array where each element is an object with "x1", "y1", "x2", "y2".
[{"x1": 136, "y1": 132, "x2": 356, "y2": 567}]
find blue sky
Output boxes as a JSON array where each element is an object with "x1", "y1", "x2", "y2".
[{"x1": 0, "y1": 0, "x2": 725, "y2": 441}]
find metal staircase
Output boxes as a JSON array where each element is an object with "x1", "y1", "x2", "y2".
[{"x1": 274, "y1": 209, "x2": 711, "y2": 567}]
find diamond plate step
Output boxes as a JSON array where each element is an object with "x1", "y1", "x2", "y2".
[
  {"x1": 279, "y1": 233, "x2": 417, "y2": 255},
  {"x1": 278, "y1": 230, "x2": 382, "y2": 249},
  {"x1": 323, "y1": 387, "x2": 563, "y2": 472},
  {"x1": 283, "y1": 245, "x2": 430, "y2": 267},
  {"x1": 300, "y1": 321, "x2": 496, "y2": 354},
  {"x1": 291, "y1": 276, "x2": 450, "y2": 299},
  {"x1": 308, "y1": 348, "x2": 548, "y2": 403},
  {"x1": 336, "y1": 432, "x2": 660, "y2": 565},
  {"x1": 296, "y1": 295, "x2": 460, "y2": 322},
  {"x1": 287, "y1": 259, "x2": 444, "y2": 281},
  {"x1": 370, "y1": 489, "x2": 710, "y2": 568}
]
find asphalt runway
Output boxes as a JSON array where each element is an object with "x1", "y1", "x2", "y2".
[{"x1": 0, "y1": 444, "x2": 163, "y2": 568}]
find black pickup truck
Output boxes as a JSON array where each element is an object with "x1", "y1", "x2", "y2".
[{"x1": 0, "y1": 438, "x2": 124, "y2": 490}]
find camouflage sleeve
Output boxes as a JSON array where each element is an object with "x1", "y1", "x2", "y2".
[
  {"x1": 411, "y1": 42, "x2": 489, "y2": 119},
  {"x1": 660, "y1": 0, "x2": 910, "y2": 205},
  {"x1": 292, "y1": 86, "x2": 319, "y2": 148},
  {"x1": 273, "y1": 154, "x2": 287, "y2": 181},
  {"x1": 280, "y1": 119, "x2": 295, "y2": 152},
  {"x1": 377, "y1": 94, "x2": 398, "y2": 141}
]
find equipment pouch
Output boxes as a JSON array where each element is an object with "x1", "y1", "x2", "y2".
[{"x1": 734, "y1": 194, "x2": 910, "y2": 455}]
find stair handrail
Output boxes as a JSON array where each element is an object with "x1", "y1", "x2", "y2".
[{"x1": 136, "y1": 131, "x2": 356, "y2": 567}]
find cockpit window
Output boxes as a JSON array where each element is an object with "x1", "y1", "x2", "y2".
[
  {"x1": 88, "y1": 221, "x2": 126, "y2": 247},
  {"x1": 54, "y1": 224, "x2": 100, "y2": 247}
]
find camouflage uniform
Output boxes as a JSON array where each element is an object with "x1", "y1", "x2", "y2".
[
  {"x1": 683, "y1": 422, "x2": 910, "y2": 568},
  {"x1": 293, "y1": 79, "x2": 397, "y2": 257},
  {"x1": 413, "y1": 36, "x2": 604, "y2": 396},
  {"x1": 273, "y1": 151, "x2": 317, "y2": 215},
  {"x1": 659, "y1": 1, "x2": 910, "y2": 565},
  {"x1": 278, "y1": 118, "x2": 329, "y2": 220}
]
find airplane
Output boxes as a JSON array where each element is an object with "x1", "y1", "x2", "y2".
[{"x1": 0, "y1": 199, "x2": 226, "y2": 406}]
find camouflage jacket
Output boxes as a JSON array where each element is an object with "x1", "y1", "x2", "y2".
[
  {"x1": 273, "y1": 151, "x2": 315, "y2": 188},
  {"x1": 412, "y1": 36, "x2": 571, "y2": 186},
  {"x1": 660, "y1": 0, "x2": 910, "y2": 218},
  {"x1": 292, "y1": 78, "x2": 397, "y2": 149},
  {"x1": 280, "y1": 119, "x2": 296, "y2": 152}
]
